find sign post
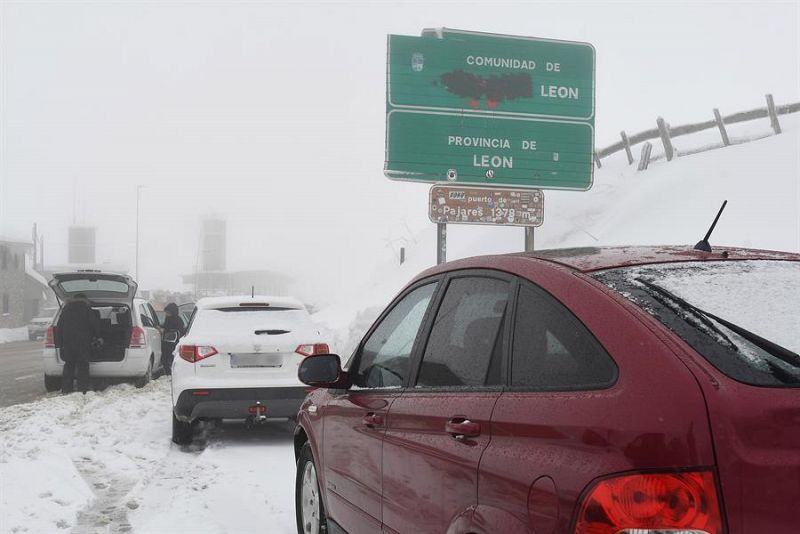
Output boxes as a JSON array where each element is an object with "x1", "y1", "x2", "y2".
[{"x1": 386, "y1": 28, "x2": 595, "y2": 260}]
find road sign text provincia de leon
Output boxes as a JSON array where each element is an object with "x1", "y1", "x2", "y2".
[{"x1": 385, "y1": 29, "x2": 595, "y2": 191}]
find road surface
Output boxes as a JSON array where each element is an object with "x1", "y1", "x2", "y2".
[{"x1": 0, "y1": 340, "x2": 47, "y2": 408}]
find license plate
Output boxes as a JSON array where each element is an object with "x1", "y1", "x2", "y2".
[{"x1": 230, "y1": 353, "x2": 282, "y2": 368}]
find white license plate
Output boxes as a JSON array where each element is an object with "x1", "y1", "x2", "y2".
[{"x1": 230, "y1": 353, "x2": 282, "y2": 368}]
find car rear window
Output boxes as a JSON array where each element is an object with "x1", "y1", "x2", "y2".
[
  {"x1": 59, "y1": 279, "x2": 129, "y2": 294},
  {"x1": 188, "y1": 308, "x2": 312, "y2": 337},
  {"x1": 593, "y1": 260, "x2": 800, "y2": 387}
]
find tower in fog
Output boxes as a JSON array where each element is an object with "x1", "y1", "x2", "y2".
[
  {"x1": 68, "y1": 226, "x2": 96, "y2": 264},
  {"x1": 200, "y1": 217, "x2": 226, "y2": 272}
]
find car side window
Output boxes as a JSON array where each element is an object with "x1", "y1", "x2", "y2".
[
  {"x1": 416, "y1": 277, "x2": 509, "y2": 388},
  {"x1": 147, "y1": 304, "x2": 160, "y2": 327},
  {"x1": 139, "y1": 304, "x2": 154, "y2": 328},
  {"x1": 511, "y1": 284, "x2": 617, "y2": 390},
  {"x1": 354, "y1": 282, "x2": 438, "y2": 389}
]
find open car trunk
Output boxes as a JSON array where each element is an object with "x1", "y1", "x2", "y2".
[
  {"x1": 89, "y1": 304, "x2": 132, "y2": 362},
  {"x1": 55, "y1": 303, "x2": 132, "y2": 363}
]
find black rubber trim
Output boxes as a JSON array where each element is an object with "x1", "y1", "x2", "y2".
[{"x1": 174, "y1": 386, "x2": 309, "y2": 421}]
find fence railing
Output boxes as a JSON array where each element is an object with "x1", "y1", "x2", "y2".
[{"x1": 593, "y1": 95, "x2": 800, "y2": 170}]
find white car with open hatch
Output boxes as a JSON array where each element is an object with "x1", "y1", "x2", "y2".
[
  {"x1": 43, "y1": 270, "x2": 164, "y2": 391},
  {"x1": 170, "y1": 295, "x2": 328, "y2": 444}
]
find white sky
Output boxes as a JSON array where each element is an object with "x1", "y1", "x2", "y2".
[{"x1": 1, "y1": 0, "x2": 799, "y2": 300}]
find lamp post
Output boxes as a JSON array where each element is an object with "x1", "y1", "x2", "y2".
[{"x1": 136, "y1": 185, "x2": 144, "y2": 281}]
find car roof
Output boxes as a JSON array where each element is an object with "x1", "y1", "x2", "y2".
[
  {"x1": 414, "y1": 245, "x2": 800, "y2": 280},
  {"x1": 195, "y1": 295, "x2": 304, "y2": 311}
]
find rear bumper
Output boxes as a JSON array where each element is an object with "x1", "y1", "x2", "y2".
[
  {"x1": 173, "y1": 387, "x2": 309, "y2": 422},
  {"x1": 42, "y1": 347, "x2": 152, "y2": 378}
]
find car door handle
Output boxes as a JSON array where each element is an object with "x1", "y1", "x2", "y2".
[
  {"x1": 362, "y1": 413, "x2": 384, "y2": 428},
  {"x1": 446, "y1": 418, "x2": 481, "y2": 440}
]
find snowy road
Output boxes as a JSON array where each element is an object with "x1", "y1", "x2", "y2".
[
  {"x1": 0, "y1": 378, "x2": 297, "y2": 534},
  {"x1": 0, "y1": 341, "x2": 47, "y2": 408}
]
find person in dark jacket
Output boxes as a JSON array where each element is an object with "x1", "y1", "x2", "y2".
[
  {"x1": 161, "y1": 302, "x2": 185, "y2": 375},
  {"x1": 57, "y1": 293, "x2": 100, "y2": 394}
]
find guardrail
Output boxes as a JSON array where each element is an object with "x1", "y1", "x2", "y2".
[{"x1": 594, "y1": 95, "x2": 800, "y2": 170}]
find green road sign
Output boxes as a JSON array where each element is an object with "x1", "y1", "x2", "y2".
[
  {"x1": 386, "y1": 110, "x2": 593, "y2": 190},
  {"x1": 385, "y1": 29, "x2": 595, "y2": 190},
  {"x1": 388, "y1": 31, "x2": 594, "y2": 119}
]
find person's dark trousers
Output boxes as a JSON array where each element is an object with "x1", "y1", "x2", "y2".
[
  {"x1": 62, "y1": 345, "x2": 90, "y2": 393},
  {"x1": 161, "y1": 342, "x2": 176, "y2": 375}
]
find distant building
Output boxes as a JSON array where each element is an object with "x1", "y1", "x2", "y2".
[
  {"x1": 201, "y1": 217, "x2": 226, "y2": 272},
  {"x1": 68, "y1": 226, "x2": 97, "y2": 264},
  {"x1": 0, "y1": 237, "x2": 50, "y2": 328},
  {"x1": 182, "y1": 270, "x2": 293, "y2": 298}
]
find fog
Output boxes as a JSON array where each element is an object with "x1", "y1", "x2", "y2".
[{"x1": 1, "y1": 1, "x2": 798, "y2": 305}]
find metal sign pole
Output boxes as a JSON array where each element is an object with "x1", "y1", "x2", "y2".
[
  {"x1": 437, "y1": 222, "x2": 447, "y2": 264},
  {"x1": 524, "y1": 227, "x2": 535, "y2": 252}
]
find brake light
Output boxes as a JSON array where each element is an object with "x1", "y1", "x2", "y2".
[
  {"x1": 45, "y1": 326, "x2": 56, "y2": 348},
  {"x1": 130, "y1": 326, "x2": 146, "y2": 348},
  {"x1": 179, "y1": 345, "x2": 218, "y2": 363},
  {"x1": 574, "y1": 470, "x2": 723, "y2": 534},
  {"x1": 295, "y1": 343, "x2": 330, "y2": 357}
]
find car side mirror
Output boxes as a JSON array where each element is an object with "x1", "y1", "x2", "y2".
[{"x1": 298, "y1": 354, "x2": 349, "y2": 389}]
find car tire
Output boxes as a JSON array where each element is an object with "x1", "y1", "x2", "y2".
[
  {"x1": 172, "y1": 412, "x2": 194, "y2": 445},
  {"x1": 44, "y1": 375, "x2": 62, "y2": 392},
  {"x1": 296, "y1": 441, "x2": 328, "y2": 534},
  {"x1": 135, "y1": 357, "x2": 153, "y2": 388}
]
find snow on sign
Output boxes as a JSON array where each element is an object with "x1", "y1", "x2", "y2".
[
  {"x1": 429, "y1": 185, "x2": 544, "y2": 227},
  {"x1": 385, "y1": 28, "x2": 595, "y2": 190}
]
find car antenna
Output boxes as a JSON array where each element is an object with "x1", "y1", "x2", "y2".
[
  {"x1": 694, "y1": 200, "x2": 728, "y2": 252},
  {"x1": 251, "y1": 285, "x2": 255, "y2": 298}
]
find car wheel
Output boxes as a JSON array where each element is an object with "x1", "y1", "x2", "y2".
[
  {"x1": 172, "y1": 412, "x2": 194, "y2": 445},
  {"x1": 296, "y1": 441, "x2": 327, "y2": 534},
  {"x1": 44, "y1": 374, "x2": 62, "y2": 392},
  {"x1": 135, "y1": 357, "x2": 153, "y2": 388}
]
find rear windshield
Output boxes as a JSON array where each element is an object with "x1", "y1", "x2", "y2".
[
  {"x1": 188, "y1": 308, "x2": 312, "y2": 337},
  {"x1": 59, "y1": 279, "x2": 129, "y2": 294},
  {"x1": 593, "y1": 260, "x2": 800, "y2": 387}
]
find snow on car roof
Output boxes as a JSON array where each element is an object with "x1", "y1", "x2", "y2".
[
  {"x1": 523, "y1": 246, "x2": 800, "y2": 273},
  {"x1": 194, "y1": 295, "x2": 304, "y2": 310}
]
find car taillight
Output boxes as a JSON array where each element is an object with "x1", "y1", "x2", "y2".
[
  {"x1": 295, "y1": 343, "x2": 330, "y2": 357},
  {"x1": 179, "y1": 345, "x2": 218, "y2": 363},
  {"x1": 130, "y1": 326, "x2": 146, "y2": 348},
  {"x1": 45, "y1": 326, "x2": 56, "y2": 348},
  {"x1": 574, "y1": 470, "x2": 723, "y2": 534}
]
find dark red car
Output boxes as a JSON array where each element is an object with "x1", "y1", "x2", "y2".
[{"x1": 293, "y1": 246, "x2": 800, "y2": 534}]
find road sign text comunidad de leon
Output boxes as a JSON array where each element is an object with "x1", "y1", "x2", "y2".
[{"x1": 385, "y1": 29, "x2": 595, "y2": 191}]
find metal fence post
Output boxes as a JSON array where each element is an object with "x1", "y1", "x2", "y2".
[
  {"x1": 656, "y1": 117, "x2": 674, "y2": 161},
  {"x1": 437, "y1": 223, "x2": 447, "y2": 265},
  {"x1": 766, "y1": 94, "x2": 782, "y2": 134},
  {"x1": 713, "y1": 108, "x2": 730, "y2": 146},
  {"x1": 524, "y1": 227, "x2": 535, "y2": 252}
]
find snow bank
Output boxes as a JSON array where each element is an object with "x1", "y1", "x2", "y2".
[
  {"x1": 0, "y1": 327, "x2": 28, "y2": 344},
  {"x1": 0, "y1": 380, "x2": 297, "y2": 534}
]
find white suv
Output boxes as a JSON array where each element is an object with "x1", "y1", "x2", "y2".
[
  {"x1": 170, "y1": 295, "x2": 328, "y2": 444},
  {"x1": 43, "y1": 271, "x2": 164, "y2": 391}
]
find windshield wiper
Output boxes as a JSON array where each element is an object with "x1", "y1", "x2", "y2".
[{"x1": 636, "y1": 278, "x2": 800, "y2": 369}]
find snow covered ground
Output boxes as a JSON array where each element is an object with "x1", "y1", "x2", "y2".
[
  {"x1": 0, "y1": 328, "x2": 28, "y2": 345},
  {"x1": 1, "y1": 113, "x2": 798, "y2": 533},
  {"x1": 0, "y1": 379, "x2": 297, "y2": 534}
]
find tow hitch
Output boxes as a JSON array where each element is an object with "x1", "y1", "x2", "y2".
[{"x1": 244, "y1": 402, "x2": 267, "y2": 428}]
